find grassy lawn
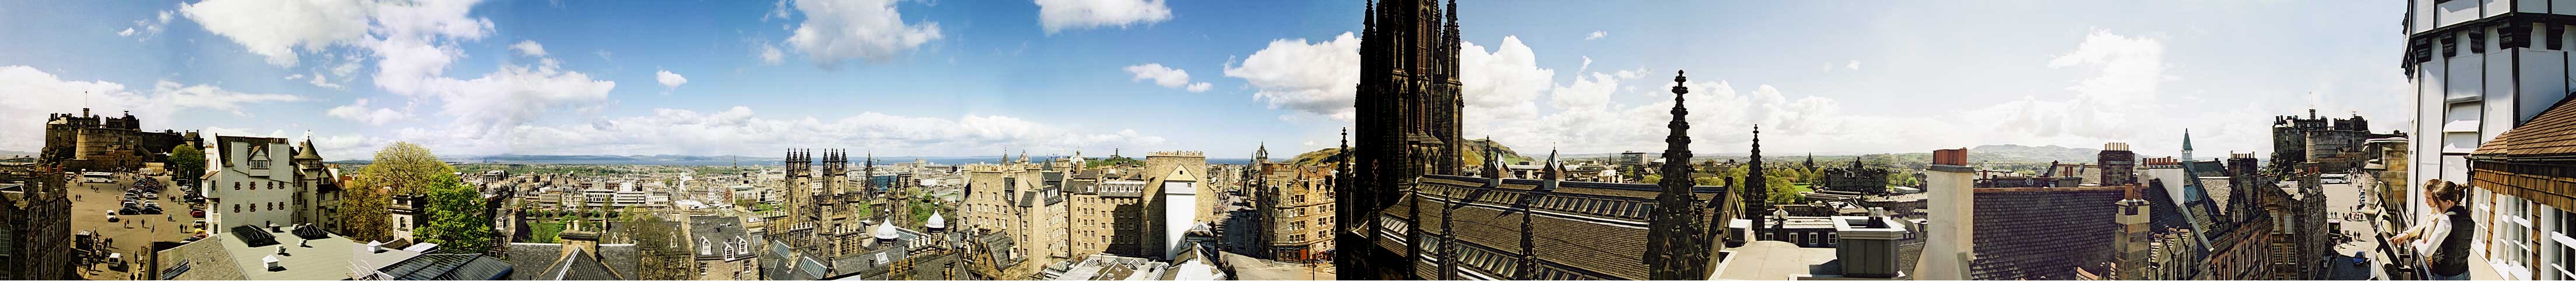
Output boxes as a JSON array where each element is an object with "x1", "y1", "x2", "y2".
[
  {"x1": 528, "y1": 221, "x2": 566, "y2": 243},
  {"x1": 1790, "y1": 183, "x2": 1815, "y2": 193}
]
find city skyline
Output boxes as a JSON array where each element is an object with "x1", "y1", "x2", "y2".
[{"x1": 2, "y1": 1, "x2": 2403, "y2": 161}]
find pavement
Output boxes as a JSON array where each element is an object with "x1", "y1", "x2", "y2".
[{"x1": 67, "y1": 173, "x2": 197, "y2": 280}]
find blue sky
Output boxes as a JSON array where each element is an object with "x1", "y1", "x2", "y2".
[{"x1": 0, "y1": 0, "x2": 2409, "y2": 161}]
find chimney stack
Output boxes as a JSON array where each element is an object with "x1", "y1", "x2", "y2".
[{"x1": 1914, "y1": 148, "x2": 1973, "y2": 280}]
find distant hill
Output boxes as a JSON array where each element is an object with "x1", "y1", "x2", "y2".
[
  {"x1": 1286, "y1": 138, "x2": 1533, "y2": 168},
  {"x1": 1850, "y1": 144, "x2": 2105, "y2": 165}
]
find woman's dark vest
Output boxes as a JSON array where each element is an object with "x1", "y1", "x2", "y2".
[{"x1": 2429, "y1": 205, "x2": 2473, "y2": 276}]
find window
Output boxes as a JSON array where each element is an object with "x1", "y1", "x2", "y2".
[{"x1": 234, "y1": 182, "x2": 240, "y2": 190}]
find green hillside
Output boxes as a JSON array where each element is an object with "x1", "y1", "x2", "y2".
[{"x1": 1285, "y1": 138, "x2": 1531, "y2": 168}]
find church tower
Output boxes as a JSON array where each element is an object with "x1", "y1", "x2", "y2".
[
  {"x1": 1342, "y1": 0, "x2": 1464, "y2": 278},
  {"x1": 1645, "y1": 71, "x2": 1712, "y2": 280}
]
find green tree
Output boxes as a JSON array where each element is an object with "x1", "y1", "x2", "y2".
[
  {"x1": 167, "y1": 144, "x2": 204, "y2": 187},
  {"x1": 1766, "y1": 175, "x2": 1801, "y2": 204},
  {"x1": 419, "y1": 173, "x2": 494, "y2": 254},
  {"x1": 343, "y1": 142, "x2": 455, "y2": 243}
]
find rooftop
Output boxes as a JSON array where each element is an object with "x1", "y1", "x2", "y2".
[{"x1": 156, "y1": 224, "x2": 427, "y2": 280}]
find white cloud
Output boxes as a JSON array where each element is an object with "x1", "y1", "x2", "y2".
[
  {"x1": 326, "y1": 98, "x2": 409, "y2": 125},
  {"x1": 0, "y1": 66, "x2": 302, "y2": 150},
  {"x1": 179, "y1": 0, "x2": 375, "y2": 66},
  {"x1": 1033, "y1": 0, "x2": 1172, "y2": 34},
  {"x1": 489, "y1": 106, "x2": 1171, "y2": 156},
  {"x1": 307, "y1": 71, "x2": 344, "y2": 89},
  {"x1": 1123, "y1": 63, "x2": 1207, "y2": 92},
  {"x1": 782, "y1": 0, "x2": 942, "y2": 65},
  {"x1": 1585, "y1": 30, "x2": 1606, "y2": 40},
  {"x1": 509, "y1": 40, "x2": 546, "y2": 57},
  {"x1": 758, "y1": 43, "x2": 786, "y2": 65},
  {"x1": 1460, "y1": 36, "x2": 1554, "y2": 121},
  {"x1": 1970, "y1": 29, "x2": 2169, "y2": 142},
  {"x1": 1846, "y1": 60, "x2": 1860, "y2": 70},
  {"x1": 1223, "y1": 32, "x2": 1361, "y2": 120},
  {"x1": 656, "y1": 70, "x2": 688, "y2": 92},
  {"x1": 180, "y1": 0, "x2": 618, "y2": 147},
  {"x1": 120, "y1": 10, "x2": 174, "y2": 41}
]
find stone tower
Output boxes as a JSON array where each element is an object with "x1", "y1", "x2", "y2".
[
  {"x1": 1746, "y1": 124, "x2": 1770, "y2": 237},
  {"x1": 1645, "y1": 71, "x2": 1711, "y2": 280},
  {"x1": 1342, "y1": 0, "x2": 1464, "y2": 278}
]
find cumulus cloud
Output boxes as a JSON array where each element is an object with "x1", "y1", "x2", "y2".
[
  {"x1": 782, "y1": 0, "x2": 942, "y2": 65},
  {"x1": 0, "y1": 66, "x2": 302, "y2": 151},
  {"x1": 326, "y1": 98, "x2": 409, "y2": 125},
  {"x1": 656, "y1": 70, "x2": 688, "y2": 92},
  {"x1": 509, "y1": 40, "x2": 546, "y2": 57},
  {"x1": 1224, "y1": 32, "x2": 1361, "y2": 120},
  {"x1": 180, "y1": 0, "x2": 622, "y2": 147},
  {"x1": 1585, "y1": 30, "x2": 1606, "y2": 40},
  {"x1": 1971, "y1": 29, "x2": 2169, "y2": 142},
  {"x1": 1460, "y1": 36, "x2": 1554, "y2": 123},
  {"x1": 1846, "y1": 60, "x2": 1860, "y2": 70},
  {"x1": 1123, "y1": 63, "x2": 1210, "y2": 92},
  {"x1": 1033, "y1": 0, "x2": 1172, "y2": 34},
  {"x1": 178, "y1": 0, "x2": 377, "y2": 66},
  {"x1": 492, "y1": 106, "x2": 1171, "y2": 156}
]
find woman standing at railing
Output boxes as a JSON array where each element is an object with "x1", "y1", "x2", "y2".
[{"x1": 2391, "y1": 179, "x2": 2471, "y2": 280}]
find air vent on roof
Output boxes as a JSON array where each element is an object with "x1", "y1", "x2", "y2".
[{"x1": 231, "y1": 226, "x2": 279, "y2": 247}]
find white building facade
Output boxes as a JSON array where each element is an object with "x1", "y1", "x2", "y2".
[
  {"x1": 202, "y1": 134, "x2": 340, "y2": 234},
  {"x1": 2404, "y1": 1, "x2": 2576, "y2": 279}
]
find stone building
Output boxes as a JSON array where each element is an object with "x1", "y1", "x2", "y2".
[
  {"x1": 1252, "y1": 161, "x2": 1334, "y2": 261},
  {"x1": 1339, "y1": 0, "x2": 1468, "y2": 275},
  {"x1": 1819, "y1": 157, "x2": 1891, "y2": 195},
  {"x1": 203, "y1": 135, "x2": 345, "y2": 235},
  {"x1": 41, "y1": 109, "x2": 195, "y2": 172},
  {"x1": 1345, "y1": 70, "x2": 1736, "y2": 280},
  {"x1": 2271, "y1": 110, "x2": 2404, "y2": 172},
  {"x1": 0, "y1": 164, "x2": 72, "y2": 280},
  {"x1": 2262, "y1": 168, "x2": 2331, "y2": 280}
]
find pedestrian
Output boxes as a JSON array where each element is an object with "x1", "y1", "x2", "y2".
[{"x1": 2391, "y1": 179, "x2": 2472, "y2": 280}]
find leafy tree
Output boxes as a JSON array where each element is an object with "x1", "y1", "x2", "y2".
[
  {"x1": 1766, "y1": 176, "x2": 1802, "y2": 204},
  {"x1": 343, "y1": 142, "x2": 455, "y2": 243},
  {"x1": 167, "y1": 144, "x2": 204, "y2": 187},
  {"x1": 419, "y1": 173, "x2": 494, "y2": 254}
]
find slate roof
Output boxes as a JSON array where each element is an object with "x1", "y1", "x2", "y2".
[
  {"x1": 381, "y1": 253, "x2": 514, "y2": 280},
  {"x1": 1383, "y1": 174, "x2": 1730, "y2": 280},
  {"x1": 504, "y1": 243, "x2": 565, "y2": 280},
  {"x1": 2478, "y1": 98, "x2": 2576, "y2": 156},
  {"x1": 1966, "y1": 186, "x2": 2128, "y2": 280},
  {"x1": 2201, "y1": 178, "x2": 2234, "y2": 213},
  {"x1": 688, "y1": 216, "x2": 753, "y2": 261},
  {"x1": 597, "y1": 244, "x2": 639, "y2": 280}
]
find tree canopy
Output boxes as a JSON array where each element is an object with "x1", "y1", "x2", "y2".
[
  {"x1": 417, "y1": 172, "x2": 493, "y2": 254},
  {"x1": 167, "y1": 144, "x2": 204, "y2": 187},
  {"x1": 340, "y1": 141, "x2": 454, "y2": 243}
]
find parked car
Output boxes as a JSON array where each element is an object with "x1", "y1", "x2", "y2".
[{"x1": 190, "y1": 209, "x2": 204, "y2": 218}]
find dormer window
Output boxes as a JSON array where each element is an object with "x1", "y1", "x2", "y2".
[{"x1": 248, "y1": 147, "x2": 271, "y2": 169}]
